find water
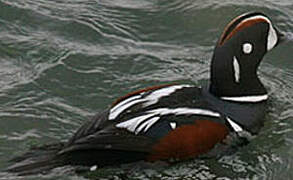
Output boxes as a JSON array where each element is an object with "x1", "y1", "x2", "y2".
[{"x1": 0, "y1": 0, "x2": 293, "y2": 179}]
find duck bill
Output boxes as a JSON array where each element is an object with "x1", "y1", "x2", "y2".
[
  {"x1": 277, "y1": 30, "x2": 292, "y2": 44},
  {"x1": 277, "y1": 31, "x2": 286, "y2": 44}
]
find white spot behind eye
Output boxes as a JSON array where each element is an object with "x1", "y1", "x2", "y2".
[{"x1": 243, "y1": 43, "x2": 253, "y2": 54}]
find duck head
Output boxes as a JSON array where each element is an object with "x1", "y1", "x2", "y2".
[{"x1": 210, "y1": 12, "x2": 286, "y2": 102}]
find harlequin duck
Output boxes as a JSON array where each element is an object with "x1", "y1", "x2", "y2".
[{"x1": 6, "y1": 12, "x2": 288, "y2": 175}]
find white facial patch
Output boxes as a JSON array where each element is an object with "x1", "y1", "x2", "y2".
[
  {"x1": 233, "y1": 56, "x2": 240, "y2": 83},
  {"x1": 267, "y1": 23, "x2": 278, "y2": 51},
  {"x1": 242, "y1": 43, "x2": 253, "y2": 54}
]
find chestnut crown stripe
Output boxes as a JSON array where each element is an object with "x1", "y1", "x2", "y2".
[{"x1": 219, "y1": 16, "x2": 268, "y2": 45}]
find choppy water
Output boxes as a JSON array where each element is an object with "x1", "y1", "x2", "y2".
[{"x1": 0, "y1": 0, "x2": 293, "y2": 179}]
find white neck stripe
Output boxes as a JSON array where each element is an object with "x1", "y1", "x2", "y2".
[
  {"x1": 221, "y1": 94, "x2": 268, "y2": 102},
  {"x1": 233, "y1": 56, "x2": 240, "y2": 83}
]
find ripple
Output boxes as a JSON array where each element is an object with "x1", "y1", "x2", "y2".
[
  {"x1": 7, "y1": 129, "x2": 40, "y2": 141},
  {"x1": 1, "y1": 0, "x2": 293, "y2": 179}
]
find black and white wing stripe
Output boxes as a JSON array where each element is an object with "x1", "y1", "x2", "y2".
[
  {"x1": 108, "y1": 85, "x2": 192, "y2": 120},
  {"x1": 109, "y1": 84, "x2": 247, "y2": 136},
  {"x1": 115, "y1": 107, "x2": 221, "y2": 134}
]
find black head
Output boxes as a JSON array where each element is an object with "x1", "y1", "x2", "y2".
[{"x1": 210, "y1": 12, "x2": 285, "y2": 102}]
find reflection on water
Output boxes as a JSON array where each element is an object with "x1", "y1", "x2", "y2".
[{"x1": 0, "y1": 0, "x2": 293, "y2": 179}]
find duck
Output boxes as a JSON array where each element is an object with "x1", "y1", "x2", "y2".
[{"x1": 6, "y1": 12, "x2": 287, "y2": 175}]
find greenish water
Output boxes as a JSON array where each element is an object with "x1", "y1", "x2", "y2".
[{"x1": 0, "y1": 0, "x2": 293, "y2": 179}]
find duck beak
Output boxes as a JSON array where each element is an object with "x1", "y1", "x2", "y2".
[
  {"x1": 277, "y1": 31, "x2": 286, "y2": 44},
  {"x1": 277, "y1": 30, "x2": 292, "y2": 44}
]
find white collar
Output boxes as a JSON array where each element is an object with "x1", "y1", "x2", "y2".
[{"x1": 221, "y1": 94, "x2": 268, "y2": 102}]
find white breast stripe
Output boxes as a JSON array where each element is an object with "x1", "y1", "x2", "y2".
[
  {"x1": 233, "y1": 56, "x2": 240, "y2": 83},
  {"x1": 226, "y1": 117, "x2": 243, "y2": 132},
  {"x1": 116, "y1": 107, "x2": 221, "y2": 134},
  {"x1": 221, "y1": 94, "x2": 268, "y2": 102},
  {"x1": 109, "y1": 85, "x2": 192, "y2": 120}
]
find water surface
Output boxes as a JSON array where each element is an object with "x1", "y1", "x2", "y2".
[{"x1": 0, "y1": 0, "x2": 293, "y2": 179}]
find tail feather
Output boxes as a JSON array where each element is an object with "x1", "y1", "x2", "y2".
[{"x1": 6, "y1": 143, "x2": 65, "y2": 175}]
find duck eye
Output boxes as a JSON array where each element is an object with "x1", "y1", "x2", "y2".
[{"x1": 242, "y1": 43, "x2": 253, "y2": 54}]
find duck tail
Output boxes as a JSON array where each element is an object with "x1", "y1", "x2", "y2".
[{"x1": 5, "y1": 142, "x2": 65, "y2": 175}]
